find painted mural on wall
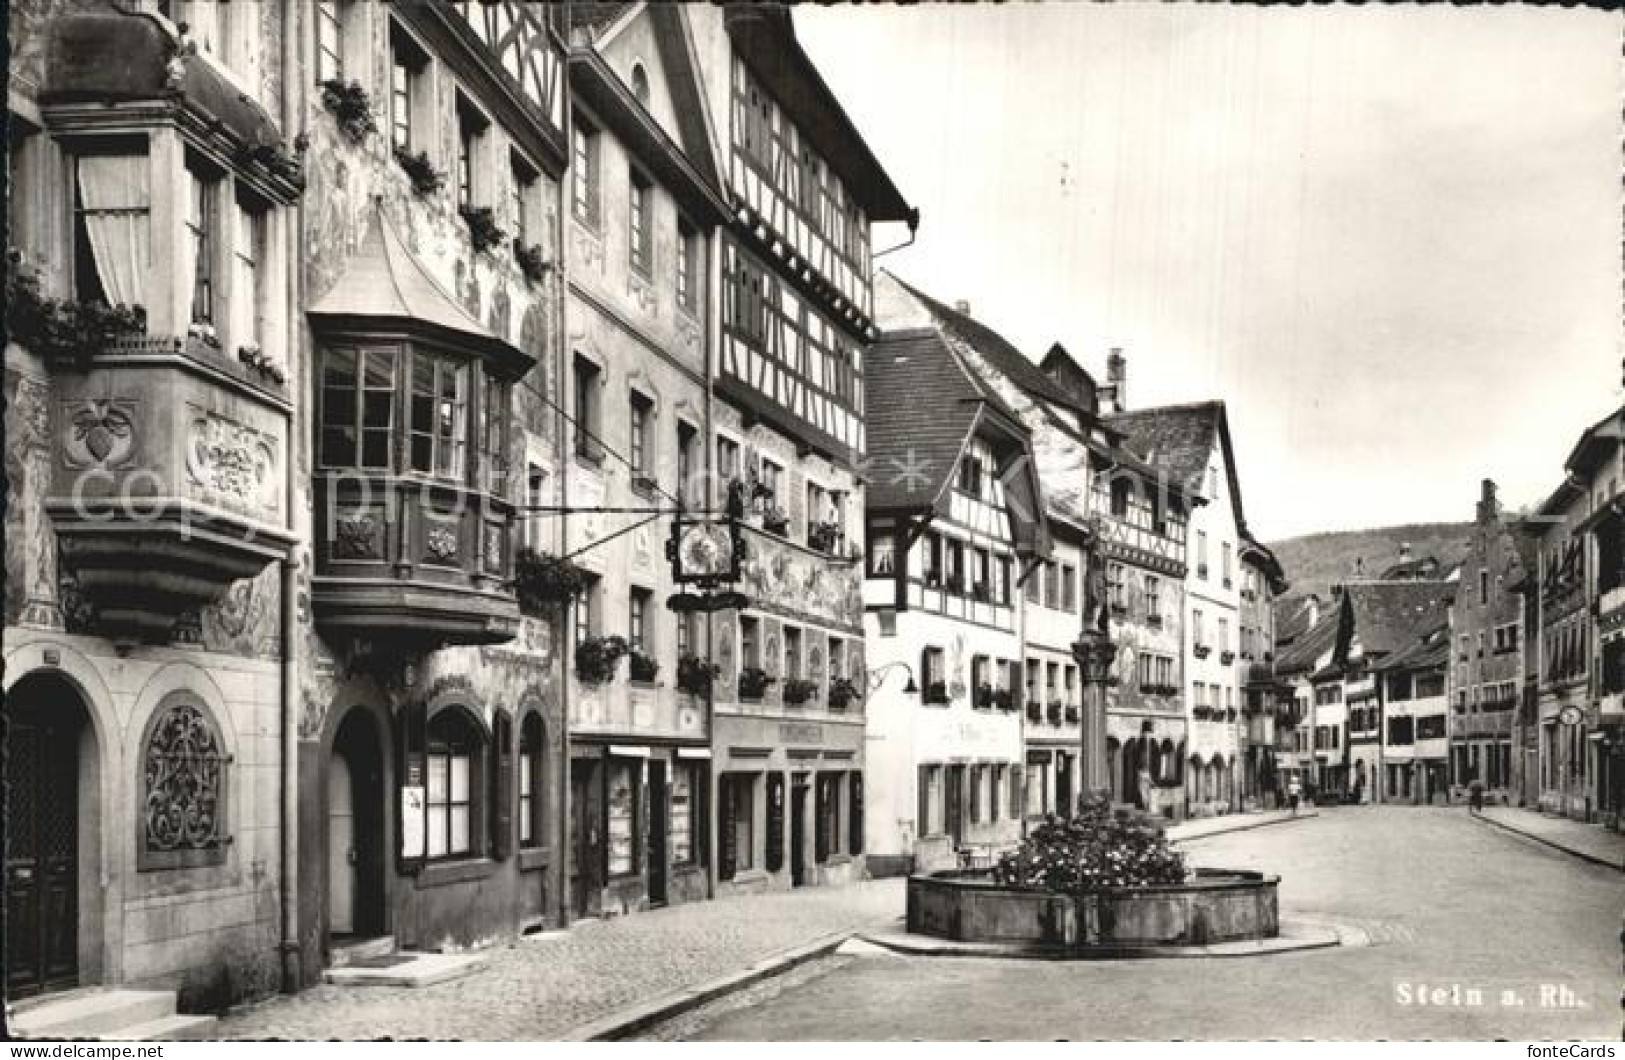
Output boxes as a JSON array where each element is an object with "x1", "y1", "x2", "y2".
[
  {"x1": 5, "y1": 362, "x2": 60, "y2": 629},
  {"x1": 739, "y1": 531, "x2": 864, "y2": 632}
]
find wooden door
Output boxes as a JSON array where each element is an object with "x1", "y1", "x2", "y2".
[
  {"x1": 5, "y1": 698, "x2": 79, "y2": 998},
  {"x1": 570, "y1": 759, "x2": 601, "y2": 917},
  {"x1": 789, "y1": 778, "x2": 808, "y2": 887},
  {"x1": 647, "y1": 760, "x2": 668, "y2": 906},
  {"x1": 328, "y1": 753, "x2": 356, "y2": 935}
]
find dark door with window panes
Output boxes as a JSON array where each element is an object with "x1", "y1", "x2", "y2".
[
  {"x1": 790, "y1": 777, "x2": 808, "y2": 886},
  {"x1": 6, "y1": 690, "x2": 80, "y2": 998},
  {"x1": 570, "y1": 759, "x2": 602, "y2": 917},
  {"x1": 647, "y1": 760, "x2": 668, "y2": 906},
  {"x1": 944, "y1": 764, "x2": 965, "y2": 845}
]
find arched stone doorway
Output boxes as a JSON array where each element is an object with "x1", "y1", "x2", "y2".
[
  {"x1": 329, "y1": 708, "x2": 388, "y2": 941},
  {"x1": 5, "y1": 672, "x2": 100, "y2": 998}
]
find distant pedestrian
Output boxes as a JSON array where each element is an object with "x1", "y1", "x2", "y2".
[
  {"x1": 1287, "y1": 777, "x2": 1302, "y2": 816},
  {"x1": 1468, "y1": 777, "x2": 1485, "y2": 815}
]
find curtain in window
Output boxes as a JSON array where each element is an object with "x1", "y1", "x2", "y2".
[{"x1": 77, "y1": 154, "x2": 150, "y2": 309}]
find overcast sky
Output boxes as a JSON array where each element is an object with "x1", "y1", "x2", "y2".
[{"x1": 797, "y1": 3, "x2": 1622, "y2": 541}]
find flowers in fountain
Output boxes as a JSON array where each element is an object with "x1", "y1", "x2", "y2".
[{"x1": 992, "y1": 795, "x2": 1188, "y2": 892}]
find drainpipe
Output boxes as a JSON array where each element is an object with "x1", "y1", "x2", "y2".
[
  {"x1": 278, "y1": 0, "x2": 304, "y2": 994},
  {"x1": 555, "y1": 152, "x2": 573, "y2": 930}
]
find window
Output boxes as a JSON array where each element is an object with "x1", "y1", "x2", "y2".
[
  {"x1": 1044, "y1": 561, "x2": 1060, "y2": 608},
  {"x1": 1221, "y1": 542, "x2": 1233, "y2": 587},
  {"x1": 409, "y1": 353, "x2": 470, "y2": 480},
  {"x1": 946, "y1": 540, "x2": 966, "y2": 592},
  {"x1": 1193, "y1": 609, "x2": 1205, "y2": 648},
  {"x1": 518, "y1": 713, "x2": 543, "y2": 846},
  {"x1": 629, "y1": 587, "x2": 651, "y2": 654},
  {"x1": 868, "y1": 531, "x2": 896, "y2": 577},
  {"x1": 1197, "y1": 531, "x2": 1209, "y2": 577},
  {"x1": 921, "y1": 646, "x2": 946, "y2": 696},
  {"x1": 230, "y1": 192, "x2": 265, "y2": 351},
  {"x1": 524, "y1": 464, "x2": 548, "y2": 551},
  {"x1": 740, "y1": 615, "x2": 760, "y2": 669},
  {"x1": 573, "y1": 355, "x2": 601, "y2": 460},
  {"x1": 717, "y1": 435, "x2": 740, "y2": 484},
  {"x1": 719, "y1": 773, "x2": 755, "y2": 878},
  {"x1": 1479, "y1": 569, "x2": 1489, "y2": 604},
  {"x1": 320, "y1": 348, "x2": 397, "y2": 470},
  {"x1": 677, "y1": 218, "x2": 698, "y2": 312},
  {"x1": 187, "y1": 160, "x2": 218, "y2": 325},
  {"x1": 677, "y1": 421, "x2": 698, "y2": 508},
  {"x1": 972, "y1": 655, "x2": 990, "y2": 705},
  {"x1": 1218, "y1": 617, "x2": 1229, "y2": 654},
  {"x1": 815, "y1": 773, "x2": 841, "y2": 863},
  {"x1": 1061, "y1": 564, "x2": 1077, "y2": 612},
  {"x1": 426, "y1": 709, "x2": 481, "y2": 860},
  {"x1": 785, "y1": 626, "x2": 803, "y2": 679},
  {"x1": 606, "y1": 758, "x2": 640, "y2": 876},
  {"x1": 629, "y1": 168, "x2": 652, "y2": 274},
  {"x1": 974, "y1": 549, "x2": 992, "y2": 598},
  {"x1": 630, "y1": 62, "x2": 650, "y2": 106},
  {"x1": 1064, "y1": 666, "x2": 1077, "y2": 705},
  {"x1": 455, "y1": 92, "x2": 490, "y2": 210},
  {"x1": 571, "y1": 117, "x2": 599, "y2": 225},
  {"x1": 511, "y1": 151, "x2": 540, "y2": 245},
  {"x1": 958, "y1": 455, "x2": 983, "y2": 497},
  {"x1": 996, "y1": 556, "x2": 1013, "y2": 605},
  {"x1": 629, "y1": 391, "x2": 653, "y2": 484},
  {"x1": 315, "y1": 0, "x2": 345, "y2": 83},
  {"x1": 390, "y1": 22, "x2": 430, "y2": 152},
  {"x1": 139, "y1": 695, "x2": 230, "y2": 870},
  {"x1": 828, "y1": 637, "x2": 846, "y2": 686},
  {"x1": 670, "y1": 761, "x2": 701, "y2": 866},
  {"x1": 1046, "y1": 662, "x2": 1060, "y2": 704},
  {"x1": 480, "y1": 375, "x2": 510, "y2": 496},
  {"x1": 1110, "y1": 478, "x2": 1132, "y2": 518},
  {"x1": 924, "y1": 533, "x2": 942, "y2": 586},
  {"x1": 574, "y1": 573, "x2": 600, "y2": 646},
  {"x1": 1145, "y1": 575, "x2": 1161, "y2": 620}
]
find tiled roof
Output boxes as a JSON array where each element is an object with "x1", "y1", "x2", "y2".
[
  {"x1": 1107, "y1": 402, "x2": 1220, "y2": 496},
  {"x1": 1274, "y1": 595, "x2": 1320, "y2": 646},
  {"x1": 865, "y1": 328, "x2": 989, "y2": 512},
  {"x1": 1373, "y1": 625, "x2": 1449, "y2": 673},
  {"x1": 888, "y1": 276, "x2": 1087, "y2": 415},
  {"x1": 1344, "y1": 581, "x2": 1454, "y2": 658},
  {"x1": 1275, "y1": 611, "x2": 1337, "y2": 676}
]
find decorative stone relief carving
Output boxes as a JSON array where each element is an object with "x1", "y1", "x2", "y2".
[
  {"x1": 143, "y1": 702, "x2": 227, "y2": 855},
  {"x1": 186, "y1": 410, "x2": 279, "y2": 516},
  {"x1": 61, "y1": 397, "x2": 137, "y2": 470},
  {"x1": 425, "y1": 525, "x2": 460, "y2": 564},
  {"x1": 333, "y1": 513, "x2": 381, "y2": 560}
]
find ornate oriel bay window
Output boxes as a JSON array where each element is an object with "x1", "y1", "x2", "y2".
[
  {"x1": 34, "y1": 8, "x2": 302, "y2": 642},
  {"x1": 308, "y1": 209, "x2": 534, "y2": 646}
]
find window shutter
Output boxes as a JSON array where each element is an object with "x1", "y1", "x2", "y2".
[
  {"x1": 492, "y1": 714, "x2": 513, "y2": 860},
  {"x1": 718, "y1": 775, "x2": 737, "y2": 881},
  {"x1": 814, "y1": 776, "x2": 830, "y2": 864},
  {"x1": 848, "y1": 772, "x2": 863, "y2": 856},
  {"x1": 765, "y1": 773, "x2": 785, "y2": 873},
  {"x1": 916, "y1": 764, "x2": 929, "y2": 836}
]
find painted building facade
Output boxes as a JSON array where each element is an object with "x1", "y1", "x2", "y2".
[
  {"x1": 1238, "y1": 535, "x2": 1289, "y2": 808},
  {"x1": 684, "y1": 4, "x2": 914, "y2": 893},
  {"x1": 5, "y1": 0, "x2": 308, "y2": 1007},
  {"x1": 561, "y1": 1, "x2": 727, "y2": 919}
]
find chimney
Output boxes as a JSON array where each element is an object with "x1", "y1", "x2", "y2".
[
  {"x1": 1477, "y1": 478, "x2": 1498, "y2": 524},
  {"x1": 1353, "y1": 556, "x2": 1365, "y2": 579},
  {"x1": 954, "y1": 299, "x2": 972, "y2": 315},
  {"x1": 1104, "y1": 348, "x2": 1127, "y2": 413},
  {"x1": 1398, "y1": 542, "x2": 1412, "y2": 566}
]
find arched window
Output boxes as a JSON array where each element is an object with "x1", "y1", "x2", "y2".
[
  {"x1": 630, "y1": 63, "x2": 650, "y2": 106},
  {"x1": 140, "y1": 694, "x2": 231, "y2": 870},
  {"x1": 426, "y1": 707, "x2": 484, "y2": 860},
  {"x1": 519, "y1": 712, "x2": 544, "y2": 848}
]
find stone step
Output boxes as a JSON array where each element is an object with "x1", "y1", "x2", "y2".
[
  {"x1": 100, "y1": 1014, "x2": 220, "y2": 1041},
  {"x1": 12, "y1": 989, "x2": 176, "y2": 1039},
  {"x1": 322, "y1": 952, "x2": 485, "y2": 988},
  {"x1": 329, "y1": 935, "x2": 397, "y2": 968}
]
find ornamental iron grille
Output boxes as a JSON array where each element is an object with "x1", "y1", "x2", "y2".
[{"x1": 140, "y1": 699, "x2": 231, "y2": 870}]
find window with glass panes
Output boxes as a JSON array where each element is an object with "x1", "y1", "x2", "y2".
[
  {"x1": 320, "y1": 348, "x2": 396, "y2": 470},
  {"x1": 389, "y1": 23, "x2": 426, "y2": 152},
  {"x1": 677, "y1": 421, "x2": 697, "y2": 507},
  {"x1": 670, "y1": 761, "x2": 700, "y2": 865},
  {"x1": 455, "y1": 94, "x2": 488, "y2": 209},
  {"x1": 785, "y1": 626, "x2": 802, "y2": 679},
  {"x1": 629, "y1": 391, "x2": 652, "y2": 481},
  {"x1": 606, "y1": 759, "x2": 639, "y2": 876},
  {"x1": 629, "y1": 587, "x2": 651, "y2": 653},
  {"x1": 575, "y1": 574, "x2": 599, "y2": 646},
  {"x1": 573, "y1": 355, "x2": 599, "y2": 459},
  {"x1": 629, "y1": 168, "x2": 652, "y2": 274},
  {"x1": 409, "y1": 354, "x2": 469, "y2": 479},
  {"x1": 187, "y1": 161, "x2": 216, "y2": 325},
  {"x1": 426, "y1": 710, "x2": 480, "y2": 860},
  {"x1": 511, "y1": 151, "x2": 538, "y2": 243},
  {"x1": 518, "y1": 713, "x2": 542, "y2": 846},
  {"x1": 677, "y1": 218, "x2": 697, "y2": 311},
  {"x1": 480, "y1": 374, "x2": 509, "y2": 495},
  {"x1": 571, "y1": 119, "x2": 597, "y2": 224},
  {"x1": 316, "y1": 1, "x2": 344, "y2": 82},
  {"x1": 231, "y1": 193, "x2": 263, "y2": 350}
]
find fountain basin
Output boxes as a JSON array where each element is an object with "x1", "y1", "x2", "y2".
[{"x1": 906, "y1": 867, "x2": 1279, "y2": 951}]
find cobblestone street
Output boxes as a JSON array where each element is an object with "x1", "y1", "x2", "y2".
[
  {"x1": 663, "y1": 808, "x2": 1622, "y2": 1041},
  {"x1": 214, "y1": 880, "x2": 902, "y2": 1040}
]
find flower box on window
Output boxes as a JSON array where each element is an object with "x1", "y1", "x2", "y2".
[
  {"x1": 1047, "y1": 701, "x2": 1064, "y2": 725},
  {"x1": 514, "y1": 549, "x2": 593, "y2": 617},
  {"x1": 1065, "y1": 705, "x2": 1081, "y2": 724},
  {"x1": 972, "y1": 581, "x2": 991, "y2": 602},
  {"x1": 576, "y1": 634, "x2": 629, "y2": 685},
  {"x1": 7, "y1": 263, "x2": 147, "y2": 366},
  {"x1": 975, "y1": 683, "x2": 995, "y2": 709},
  {"x1": 995, "y1": 688, "x2": 1016, "y2": 712},
  {"x1": 808, "y1": 521, "x2": 843, "y2": 555},
  {"x1": 761, "y1": 508, "x2": 790, "y2": 538},
  {"x1": 738, "y1": 666, "x2": 774, "y2": 701},
  {"x1": 514, "y1": 240, "x2": 550, "y2": 284},
  {"x1": 628, "y1": 650, "x2": 660, "y2": 684},
  {"x1": 1194, "y1": 645, "x2": 1212, "y2": 660},
  {"x1": 924, "y1": 681, "x2": 950, "y2": 706},
  {"x1": 1147, "y1": 613, "x2": 1163, "y2": 629},
  {"x1": 1220, "y1": 650, "x2": 1236, "y2": 665},
  {"x1": 320, "y1": 78, "x2": 378, "y2": 144},
  {"x1": 783, "y1": 678, "x2": 819, "y2": 706},
  {"x1": 945, "y1": 572, "x2": 965, "y2": 594},
  {"x1": 677, "y1": 653, "x2": 719, "y2": 698},
  {"x1": 395, "y1": 147, "x2": 447, "y2": 197},
  {"x1": 459, "y1": 205, "x2": 507, "y2": 254},
  {"x1": 828, "y1": 677, "x2": 860, "y2": 712}
]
